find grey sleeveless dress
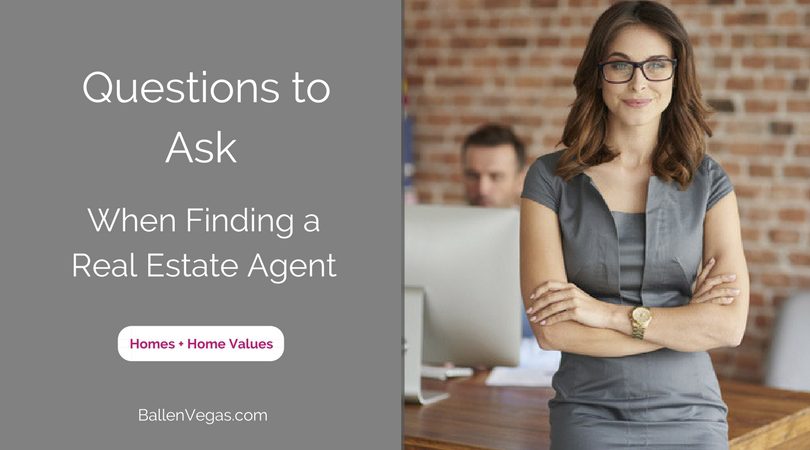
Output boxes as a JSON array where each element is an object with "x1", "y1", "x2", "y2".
[{"x1": 522, "y1": 150, "x2": 733, "y2": 450}]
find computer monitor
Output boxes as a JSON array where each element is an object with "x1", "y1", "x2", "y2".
[{"x1": 404, "y1": 204, "x2": 521, "y2": 367}]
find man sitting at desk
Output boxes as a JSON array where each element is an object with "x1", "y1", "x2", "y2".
[{"x1": 461, "y1": 124, "x2": 533, "y2": 338}]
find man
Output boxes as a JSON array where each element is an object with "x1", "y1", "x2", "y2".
[
  {"x1": 462, "y1": 124, "x2": 534, "y2": 338},
  {"x1": 461, "y1": 123, "x2": 527, "y2": 208}
]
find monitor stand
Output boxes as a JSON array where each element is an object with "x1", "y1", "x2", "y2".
[{"x1": 404, "y1": 287, "x2": 449, "y2": 405}]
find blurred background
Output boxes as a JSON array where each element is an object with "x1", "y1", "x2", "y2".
[{"x1": 404, "y1": 0, "x2": 810, "y2": 383}]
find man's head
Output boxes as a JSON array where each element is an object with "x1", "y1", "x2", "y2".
[{"x1": 461, "y1": 124, "x2": 527, "y2": 208}]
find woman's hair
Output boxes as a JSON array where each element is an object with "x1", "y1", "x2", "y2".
[{"x1": 557, "y1": 0, "x2": 712, "y2": 189}]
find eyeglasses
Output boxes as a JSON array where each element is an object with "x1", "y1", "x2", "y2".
[{"x1": 598, "y1": 58, "x2": 678, "y2": 84}]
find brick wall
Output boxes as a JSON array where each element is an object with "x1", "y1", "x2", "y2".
[{"x1": 404, "y1": 0, "x2": 810, "y2": 382}]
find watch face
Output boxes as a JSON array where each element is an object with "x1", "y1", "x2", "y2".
[{"x1": 633, "y1": 308, "x2": 651, "y2": 323}]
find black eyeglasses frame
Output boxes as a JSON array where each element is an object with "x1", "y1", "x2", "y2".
[{"x1": 598, "y1": 58, "x2": 678, "y2": 84}]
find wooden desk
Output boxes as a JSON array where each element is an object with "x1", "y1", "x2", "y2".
[{"x1": 404, "y1": 372, "x2": 810, "y2": 450}]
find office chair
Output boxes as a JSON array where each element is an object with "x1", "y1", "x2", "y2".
[{"x1": 764, "y1": 291, "x2": 810, "y2": 392}]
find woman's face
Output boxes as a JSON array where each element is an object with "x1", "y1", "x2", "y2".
[{"x1": 600, "y1": 25, "x2": 674, "y2": 130}]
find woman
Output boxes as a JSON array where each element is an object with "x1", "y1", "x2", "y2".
[{"x1": 520, "y1": 2, "x2": 749, "y2": 449}]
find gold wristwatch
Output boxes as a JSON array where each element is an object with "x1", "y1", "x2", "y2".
[{"x1": 630, "y1": 306, "x2": 652, "y2": 340}]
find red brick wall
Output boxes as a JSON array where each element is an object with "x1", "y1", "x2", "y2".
[{"x1": 405, "y1": 0, "x2": 810, "y2": 382}]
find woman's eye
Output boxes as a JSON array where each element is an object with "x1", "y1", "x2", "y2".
[{"x1": 609, "y1": 62, "x2": 630, "y2": 71}]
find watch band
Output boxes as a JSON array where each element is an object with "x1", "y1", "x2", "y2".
[{"x1": 631, "y1": 320, "x2": 645, "y2": 340}]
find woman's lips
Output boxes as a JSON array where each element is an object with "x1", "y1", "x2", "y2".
[{"x1": 623, "y1": 99, "x2": 651, "y2": 108}]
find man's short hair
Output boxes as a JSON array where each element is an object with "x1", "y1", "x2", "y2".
[{"x1": 461, "y1": 123, "x2": 526, "y2": 170}]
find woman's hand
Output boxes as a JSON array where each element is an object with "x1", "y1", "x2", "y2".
[
  {"x1": 526, "y1": 280, "x2": 615, "y2": 328},
  {"x1": 690, "y1": 257, "x2": 739, "y2": 305}
]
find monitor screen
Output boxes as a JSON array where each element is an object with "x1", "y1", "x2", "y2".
[{"x1": 404, "y1": 205, "x2": 521, "y2": 367}]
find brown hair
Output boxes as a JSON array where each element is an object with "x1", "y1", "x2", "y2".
[
  {"x1": 556, "y1": 0, "x2": 712, "y2": 189},
  {"x1": 462, "y1": 123, "x2": 527, "y2": 170}
]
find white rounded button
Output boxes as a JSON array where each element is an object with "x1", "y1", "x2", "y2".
[{"x1": 118, "y1": 326, "x2": 284, "y2": 361}]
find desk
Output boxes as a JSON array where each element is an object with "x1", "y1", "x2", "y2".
[{"x1": 404, "y1": 372, "x2": 810, "y2": 450}]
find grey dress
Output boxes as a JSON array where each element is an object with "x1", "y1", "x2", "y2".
[{"x1": 522, "y1": 150, "x2": 734, "y2": 450}]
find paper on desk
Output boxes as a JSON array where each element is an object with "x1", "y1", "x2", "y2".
[
  {"x1": 486, "y1": 366, "x2": 555, "y2": 387},
  {"x1": 486, "y1": 338, "x2": 561, "y2": 387}
]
